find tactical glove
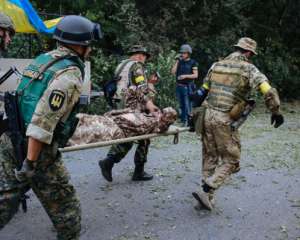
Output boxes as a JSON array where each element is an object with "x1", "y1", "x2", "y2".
[
  {"x1": 271, "y1": 113, "x2": 284, "y2": 128},
  {"x1": 15, "y1": 159, "x2": 36, "y2": 182}
]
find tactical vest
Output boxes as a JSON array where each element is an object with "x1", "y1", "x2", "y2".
[
  {"x1": 114, "y1": 59, "x2": 138, "y2": 98},
  {"x1": 17, "y1": 52, "x2": 85, "y2": 147},
  {"x1": 206, "y1": 60, "x2": 251, "y2": 112}
]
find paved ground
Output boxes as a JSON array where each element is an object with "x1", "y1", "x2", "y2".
[{"x1": 1, "y1": 105, "x2": 300, "y2": 240}]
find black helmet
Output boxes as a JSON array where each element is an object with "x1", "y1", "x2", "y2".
[
  {"x1": 53, "y1": 15, "x2": 102, "y2": 46},
  {"x1": 128, "y1": 45, "x2": 151, "y2": 58}
]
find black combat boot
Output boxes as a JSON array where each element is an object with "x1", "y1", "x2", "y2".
[
  {"x1": 98, "y1": 157, "x2": 114, "y2": 182},
  {"x1": 132, "y1": 164, "x2": 153, "y2": 181}
]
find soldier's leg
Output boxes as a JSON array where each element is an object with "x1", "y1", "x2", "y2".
[
  {"x1": 202, "y1": 130, "x2": 219, "y2": 181},
  {"x1": 31, "y1": 152, "x2": 81, "y2": 240},
  {"x1": 205, "y1": 126, "x2": 241, "y2": 189},
  {"x1": 107, "y1": 142, "x2": 134, "y2": 162},
  {"x1": 132, "y1": 139, "x2": 153, "y2": 181},
  {"x1": 193, "y1": 116, "x2": 219, "y2": 210},
  {"x1": 134, "y1": 139, "x2": 150, "y2": 165},
  {"x1": 99, "y1": 142, "x2": 134, "y2": 182},
  {"x1": 0, "y1": 135, "x2": 24, "y2": 229},
  {"x1": 0, "y1": 190, "x2": 21, "y2": 229},
  {"x1": 201, "y1": 128, "x2": 219, "y2": 205}
]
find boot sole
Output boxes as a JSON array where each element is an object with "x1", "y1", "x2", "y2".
[
  {"x1": 132, "y1": 176, "x2": 153, "y2": 181},
  {"x1": 192, "y1": 192, "x2": 212, "y2": 211},
  {"x1": 98, "y1": 161, "x2": 113, "y2": 182}
]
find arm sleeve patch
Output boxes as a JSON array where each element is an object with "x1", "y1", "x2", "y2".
[{"x1": 48, "y1": 90, "x2": 66, "y2": 111}]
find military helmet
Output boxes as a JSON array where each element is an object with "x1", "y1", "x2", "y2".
[
  {"x1": 179, "y1": 44, "x2": 192, "y2": 54},
  {"x1": 0, "y1": 12, "x2": 15, "y2": 36},
  {"x1": 234, "y1": 37, "x2": 258, "y2": 55},
  {"x1": 128, "y1": 45, "x2": 151, "y2": 58},
  {"x1": 53, "y1": 15, "x2": 102, "y2": 46}
]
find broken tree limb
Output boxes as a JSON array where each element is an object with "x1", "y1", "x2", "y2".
[{"x1": 60, "y1": 126, "x2": 189, "y2": 153}]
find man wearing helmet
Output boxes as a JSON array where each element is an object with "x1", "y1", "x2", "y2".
[
  {"x1": 0, "y1": 15, "x2": 102, "y2": 240},
  {"x1": 171, "y1": 44, "x2": 198, "y2": 126},
  {"x1": 99, "y1": 45, "x2": 159, "y2": 182},
  {"x1": 0, "y1": 12, "x2": 15, "y2": 52},
  {"x1": 192, "y1": 37, "x2": 284, "y2": 211}
]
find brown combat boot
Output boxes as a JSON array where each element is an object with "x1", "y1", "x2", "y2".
[{"x1": 192, "y1": 189, "x2": 213, "y2": 211}]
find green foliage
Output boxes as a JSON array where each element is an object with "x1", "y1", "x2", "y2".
[
  {"x1": 146, "y1": 51, "x2": 178, "y2": 109},
  {"x1": 6, "y1": 0, "x2": 300, "y2": 110}
]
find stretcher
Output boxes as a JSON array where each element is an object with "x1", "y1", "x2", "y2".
[{"x1": 60, "y1": 126, "x2": 190, "y2": 153}]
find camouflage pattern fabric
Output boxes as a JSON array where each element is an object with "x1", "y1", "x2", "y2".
[
  {"x1": 201, "y1": 108, "x2": 241, "y2": 189},
  {"x1": 114, "y1": 60, "x2": 154, "y2": 107},
  {"x1": 68, "y1": 113, "x2": 125, "y2": 146},
  {"x1": 107, "y1": 139, "x2": 150, "y2": 165},
  {"x1": 0, "y1": 135, "x2": 81, "y2": 239},
  {"x1": 106, "y1": 59, "x2": 155, "y2": 165},
  {"x1": 123, "y1": 85, "x2": 155, "y2": 112},
  {"x1": 200, "y1": 51, "x2": 281, "y2": 190},
  {"x1": 26, "y1": 46, "x2": 83, "y2": 145},
  {"x1": 0, "y1": 46, "x2": 82, "y2": 239},
  {"x1": 204, "y1": 52, "x2": 268, "y2": 112},
  {"x1": 69, "y1": 107, "x2": 177, "y2": 146}
]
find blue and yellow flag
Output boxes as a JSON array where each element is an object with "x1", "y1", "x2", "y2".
[{"x1": 0, "y1": 0, "x2": 61, "y2": 34}]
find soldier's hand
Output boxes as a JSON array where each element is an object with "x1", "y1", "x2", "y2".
[
  {"x1": 146, "y1": 101, "x2": 159, "y2": 113},
  {"x1": 271, "y1": 113, "x2": 284, "y2": 128},
  {"x1": 15, "y1": 159, "x2": 36, "y2": 182}
]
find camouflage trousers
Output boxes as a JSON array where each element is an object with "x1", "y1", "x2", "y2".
[
  {"x1": 107, "y1": 139, "x2": 150, "y2": 166},
  {"x1": 201, "y1": 108, "x2": 241, "y2": 189},
  {"x1": 0, "y1": 134, "x2": 81, "y2": 240}
]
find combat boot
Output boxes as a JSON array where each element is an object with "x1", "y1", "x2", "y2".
[
  {"x1": 132, "y1": 164, "x2": 153, "y2": 181},
  {"x1": 98, "y1": 158, "x2": 114, "y2": 182},
  {"x1": 192, "y1": 189, "x2": 213, "y2": 211},
  {"x1": 208, "y1": 190, "x2": 215, "y2": 206}
]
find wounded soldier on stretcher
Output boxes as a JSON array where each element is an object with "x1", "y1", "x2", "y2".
[{"x1": 68, "y1": 107, "x2": 177, "y2": 146}]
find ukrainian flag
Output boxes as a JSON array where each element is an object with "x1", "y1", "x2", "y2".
[{"x1": 0, "y1": 0, "x2": 61, "y2": 34}]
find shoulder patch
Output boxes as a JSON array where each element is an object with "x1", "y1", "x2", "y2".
[{"x1": 49, "y1": 90, "x2": 65, "y2": 111}]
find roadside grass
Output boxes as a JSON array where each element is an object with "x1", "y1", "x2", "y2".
[{"x1": 151, "y1": 101, "x2": 300, "y2": 170}]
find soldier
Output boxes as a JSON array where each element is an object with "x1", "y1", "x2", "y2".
[
  {"x1": 0, "y1": 12, "x2": 15, "y2": 52},
  {"x1": 192, "y1": 37, "x2": 284, "y2": 210},
  {"x1": 99, "y1": 45, "x2": 159, "y2": 182},
  {"x1": 0, "y1": 15, "x2": 102, "y2": 240}
]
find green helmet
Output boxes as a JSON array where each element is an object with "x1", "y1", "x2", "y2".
[
  {"x1": 128, "y1": 45, "x2": 150, "y2": 58},
  {"x1": 53, "y1": 15, "x2": 102, "y2": 46},
  {"x1": 179, "y1": 44, "x2": 192, "y2": 54},
  {"x1": 0, "y1": 12, "x2": 15, "y2": 36},
  {"x1": 234, "y1": 37, "x2": 258, "y2": 55}
]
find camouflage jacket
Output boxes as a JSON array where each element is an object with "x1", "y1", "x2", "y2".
[
  {"x1": 114, "y1": 59, "x2": 154, "y2": 109},
  {"x1": 68, "y1": 107, "x2": 177, "y2": 146},
  {"x1": 204, "y1": 51, "x2": 280, "y2": 114},
  {"x1": 26, "y1": 46, "x2": 84, "y2": 145}
]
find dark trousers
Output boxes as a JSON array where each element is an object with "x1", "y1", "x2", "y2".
[
  {"x1": 107, "y1": 139, "x2": 150, "y2": 166},
  {"x1": 176, "y1": 84, "x2": 194, "y2": 123}
]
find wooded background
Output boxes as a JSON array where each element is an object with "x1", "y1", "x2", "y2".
[{"x1": 6, "y1": 0, "x2": 300, "y2": 112}]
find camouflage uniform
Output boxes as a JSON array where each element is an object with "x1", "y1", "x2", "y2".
[
  {"x1": 69, "y1": 107, "x2": 177, "y2": 146},
  {"x1": 192, "y1": 38, "x2": 283, "y2": 210},
  {"x1": 0, "y1": 46, "x2": 82, "y2": 239},
  {"x1": 107, "y1": 61, "x2": 152, "y2": 166},
  {"x1": 201, "y1": 50, "x2": 280, "y2": 189}
]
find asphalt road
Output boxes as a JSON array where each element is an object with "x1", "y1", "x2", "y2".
[{"x1": 1, "y1": 110, "x2": 300, "y2": 240}]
